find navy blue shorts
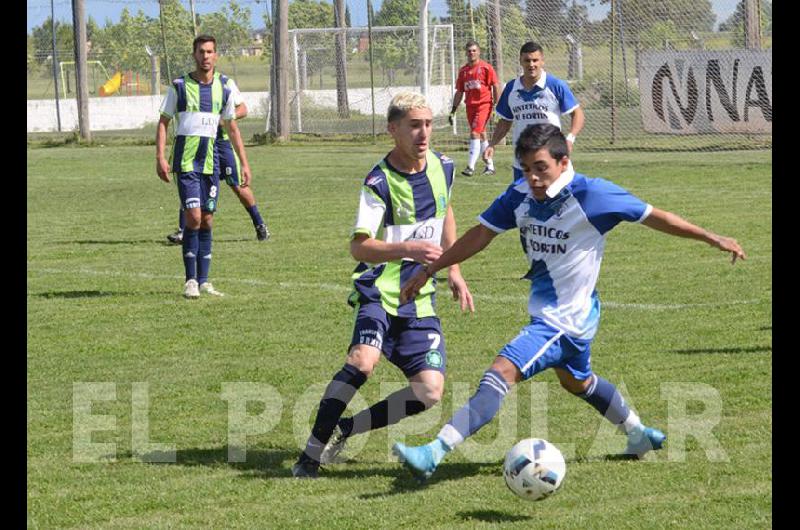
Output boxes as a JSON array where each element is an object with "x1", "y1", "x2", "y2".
[
  {"x1": 215, "y1": 140, "x2": 242, "y2": 187},
  {"x1": 177, "y1": 171, "x2": 220, "y2": 213},
  {"x1": 350, "y1": 302, "x2": 446, "y2": 378}
]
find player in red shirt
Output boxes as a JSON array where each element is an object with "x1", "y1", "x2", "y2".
[{"x1": 449, "y1": 41, "x2": 502, "y2": 176}]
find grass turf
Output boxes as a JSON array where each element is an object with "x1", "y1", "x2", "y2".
[{"x1": 27, "y1": 143, "x2": 771, "y2": 528}]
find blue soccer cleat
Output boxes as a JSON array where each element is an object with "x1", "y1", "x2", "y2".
[
  {"x1": 392, "y1": 442, "x2": 438, "y2": 482},
  {"x1": 623, "y1": 426, "x2": 666, "y2": 459}
]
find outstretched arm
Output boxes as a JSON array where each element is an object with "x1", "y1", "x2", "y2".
[
  {"x1": 441, "y1": 206, "x2": 474, "y2": 313},
  {"x1": 642, "y1": 207, "x2": 746, "y2": 264},
  {"x1": 400, "y1": 224, "x2": 498, "y2": 304}
]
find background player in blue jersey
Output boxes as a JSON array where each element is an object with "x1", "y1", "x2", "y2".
[
  {"x1": 166, "y1": 79, "x2": 270, "y2": 244},
  {"x1": 393, "y1": 124, "x2": 745, "y2": 482},
  {"x1": 483, "y1": 41, "x2": 585, "y2": 181},
  {"x1": 292, "y1": 92, "x2": 475, "y2": 478}
]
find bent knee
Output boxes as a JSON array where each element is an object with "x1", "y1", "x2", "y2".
[
  {"x1": 558, "y1": 373, "x2": 593, "y2": 395},
  {"x1": 413, "y1": 381, "x2": 444, "y2": 408},
  {"x1": 346, "y1": 345, "x2": 380, "y2": 376}
]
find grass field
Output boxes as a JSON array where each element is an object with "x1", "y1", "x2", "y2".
[{"x1": 27, "y1": 142, "x2": 771, "y2": 528}]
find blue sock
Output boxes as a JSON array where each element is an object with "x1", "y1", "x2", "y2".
[
  {"x1": 182, "y1": 228, "x2": 199, "y2": 281},
  {"x1": 197, "y1": 229, "x2": 212, "y2": 285},
  {"x1": 246, "y1": 205, "x2": 264, "y2": 226},
  {"x1": 178, "y1": 209, "x2": 186, "y2": 231},
  {"x1": 445, "y1": 370, "x2": 509, "y2": 444},
  {"x1": 304, "y1": 364, "x2": 368, "y2": 462},
  {"x1": 577, "y1": 374, "x2": 630, "y2": 426}
]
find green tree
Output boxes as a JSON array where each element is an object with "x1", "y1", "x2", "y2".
[
  {"x1": 525, "y1": 0, "x2": 567, "y2": 38},
  {"x1": 27, "y1": 34, "x2": 38, "y2": 74},
  {"x1": 30, "y1": 18, "x2": 74, "y2": 65},
  {"x1": 599, "y1": 0, "x2": 715, "y2": 43},
  {"x1": 373, "y1": 0, "x2": 419, "y2": 83},
  {"x1": 200, "y1": 0, "x2": 253, "y2": 78},
  {"x1": 261, "y1": 0, "x2": 335, "y2": 85},
  {"x1": 718, "y1": 0, "x2": 772, "y2": 47}
]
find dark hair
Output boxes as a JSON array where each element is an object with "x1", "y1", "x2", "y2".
[
  {"x1": 464, "y1": 40, "x2": 480, "y2": 51},
  {"x1": 519, "y1": 41, "x2": 543, "y2": 55},
  {"x1": 514, "y1": 124, "x2": 568, "y2": 162},
  {"x1": 193, "y1": 35, "x2": 217, "y2": 53}
]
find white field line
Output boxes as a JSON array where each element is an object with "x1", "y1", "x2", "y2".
[{"x1": 28, "y1": 266, "x2": 766, "y2": 311}]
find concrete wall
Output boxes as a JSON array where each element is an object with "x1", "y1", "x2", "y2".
[{"x1": 27, "y1": 86, "x2": 452, "y2": 133}]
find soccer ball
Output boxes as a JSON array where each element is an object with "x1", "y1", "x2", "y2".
[{"x1": 503, "y1": 438, "x2": 566, "y2": 501}]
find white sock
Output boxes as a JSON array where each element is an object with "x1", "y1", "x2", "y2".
[
  {"x1": 468, "y1": 139, "x2": 481, "y2": 169},
  {"x1": 437, "y1": 423, "x2": 464, "y2": 449},
  {"x1": 481, "y1": 140, "x2": 493, "y2": 170},
  {"x1": 621, "y1": 410, "x2": 643, "y2": 435}
]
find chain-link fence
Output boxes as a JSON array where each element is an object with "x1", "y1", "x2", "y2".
[
  {"x1": 28, "y1": 0, "x2": 772, "y2": 151},
  {"x1": 284, "y1": 24, "x2": 455, "y2": 135}
]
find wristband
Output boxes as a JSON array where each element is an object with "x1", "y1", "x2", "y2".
[{"x1": 566, "y1": 133, "x2": 576, "y2": 144}]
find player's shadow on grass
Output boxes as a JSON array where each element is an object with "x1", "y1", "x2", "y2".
[
  {"x1": 671, "y1": 345, "x2": 771, "y2": 354},
  {"x1": 67, "y1": 239, "x2": 166, "y2": 245},
  {"x1": 63, "y1": 238, "x2": 254, "y2": 246},
  {"x1": 34, "y1": 290, "x2": 117, "y2": 299},
  {"x1": 457, "y1": 510, "x2": 532, "y2": 523},
  {"x1": 120, "y1": 447, "x2": 298, "y2": 478},
  {"x1": 354, "y1": 462, "x2": 498, "y2": 499}
]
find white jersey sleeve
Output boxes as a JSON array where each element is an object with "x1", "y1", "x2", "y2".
[
  {"x1": 159, "y1": 85, "x2": 178, "y2": 118},
  {"x1": 221, "y1": 90, "x2": 236, "y2": 120},
  {"x1": 352, "y1": 187, "x2": 386, "y2": 239},
  {"x1": 227, "y1": 78, "x2": 245, "y2": 107}
]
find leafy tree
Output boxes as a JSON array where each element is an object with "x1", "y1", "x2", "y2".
[
  {"x1": 27, "y1": 34, "x2": 38, "y2": 74},
  {"x1": 718, "y1": 0, "x2": 772, "y2": 47},
  {"x1": 562, "y1": 1, "x2": 589, "y2": 41},
  {"x1": 30, "y1": 18, "x2": 74, "y2": 65},
  {"x1": 200, "y1": 0, "x2": 253, "y2": 78},
  {"x1": 261, "y1": 0, "x2": 336, "y2": 85},
  {"x1": 598, "y1": 0, "x2": 715, "y2": 42},
  {"x1": 525, "y1": 0, "x2": 567, "y2": 38},
  {"x1": 373, "y1": 0, "x2": 420, "y2": 83}
]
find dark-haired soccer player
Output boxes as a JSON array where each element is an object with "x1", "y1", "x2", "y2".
[
  {"x1": 484, "y1": 41, "x2": 584, "y2": 181},
  {"x1": 165, "y1": 89, "x2": 270, "y2": 244},
  {"x1": 393, "y1": 124, "x2": 745, "y2": 481},
  {"x1": 156, "y1": 35, "x2": 252, "y2": 298},
  {"x1": 292, "y1": 91, "x2": 474, "y2": 478}
]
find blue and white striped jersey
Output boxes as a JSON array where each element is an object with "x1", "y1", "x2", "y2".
[
  {"x1": 478, "y1": 167, "x2": 652, "y2": 339},
  {"x1": 495, "y1": 72, "x2": 579, "y2": 170}
]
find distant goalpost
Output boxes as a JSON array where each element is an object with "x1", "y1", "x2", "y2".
[{"x1": 287, "y1": 24, "x2": 457, "y2": 135}]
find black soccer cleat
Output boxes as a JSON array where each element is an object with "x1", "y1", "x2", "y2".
[
  {"x1": 291, "y1": 453, "x2": 320, "y2": 479},
  {"x1": 256, "y1": 223, "x2": 270, "y2": 242},
  {"x1": 461, "y1": 167, "x2": 475, "y2": 177},
  {"x1": 166, "y1": 229, "x2": 183, "y2": 244}
]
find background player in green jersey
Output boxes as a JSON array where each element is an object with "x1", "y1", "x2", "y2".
[
  {"x1": 156, "y1": 35, "x2": 252, "y2": 298},
  {"x1": 165, "y1": 86, "x2": 270, "y2": 244},
  {"x1": 293, "y1": 92, "x2": 475, "y2": 478}
]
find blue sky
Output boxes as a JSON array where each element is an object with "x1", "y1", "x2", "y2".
[{"x1": 27, "y1": 0, "x2": 743, "y2": 34}]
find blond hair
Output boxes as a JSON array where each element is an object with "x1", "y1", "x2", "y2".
[{"x1": 387, "y1": 91, "x2": 429, "y2": 123}]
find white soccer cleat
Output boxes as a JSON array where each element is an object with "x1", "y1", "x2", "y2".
[
  {"x1": 199, "y1": 282, "x2": 225, "y2": 297},
  {"x1": 183, "y1": 279, "x2": 200, "y2": 299}
]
